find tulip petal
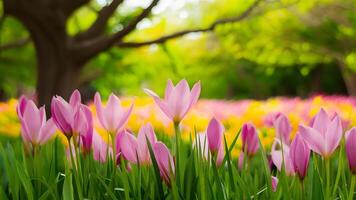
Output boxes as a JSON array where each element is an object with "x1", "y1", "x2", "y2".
[
  {"x1": 274, "y1": 114, "x2": 291, "y2": 144},
  {"x1": 164, "y1": 80, "x2": 174, "y2": 101},
  {"x1": 299, "y1": 125, "x2": 325, "y2": 156},
  {"x1": 325, "y1": 116, "x2": 342, "y2": 155},
  {"x1": 94, "y1": 92, "x2": 109, "y2": 130},
  {"x1": 17, "y1": 95, "x2": 27, "y2": 119},
  {"x1": 69, "y1": 89, "x2": 81, "y2": 109},
  {"x1": 153, "y1": 142, "x2": 174, "y2": 184},
  {"x1": 23, "y1": 101, "x2": 41, "y2": 141},
  {"x1": 312, "y1": 108, "x2": 330, "y2": 136},
  {"x1": 120, "y1": 131, "x2": 139, "y2": 164},
  {"x1": 207, "y1": 118, "x2": 224, "y2": 153},
  {"x1": 137, "y1": 123, "x2": 157, "y2": 164},
  {"x1": 104, "y1": 93, "x2": 122, "y2": 132},
  {"x1": 346, "y1": 128, "x2": 356, "y2": 173},
  {"x1": 170, "y1": 79, "x2": 190, "y2": 119},
  {"x1": 116, "y1": 103, "x2": 134, "y2": 132},
  {"x1": 38, "y1": 118, "x2": 57, "y2": 145}
]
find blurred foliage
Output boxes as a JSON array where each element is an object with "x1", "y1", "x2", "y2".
[{"x1": 0, "y1": 0, "x2": 355, "y2": 99}]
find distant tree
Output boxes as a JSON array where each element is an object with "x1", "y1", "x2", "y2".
[{"x1": 1, "y1": 0, "x2": 261, "y2": 109}]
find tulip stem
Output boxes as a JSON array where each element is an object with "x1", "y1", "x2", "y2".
[
  {"x1": 68, "y1": 138, "x2": 83, "y2": 199},
  {"x1": 174, "y1": 122, "x2": 181, "y2": 189},
  {"x1": 325, "y1": 159, "x2": 331, "y2": 200},
  {"x1": 349, "y1": 176, "x2": 356, "y2": 200}
]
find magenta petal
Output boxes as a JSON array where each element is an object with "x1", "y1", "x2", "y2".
[
  {"x1": 312, "y1": 108, "x2": 330, "y2": 136},
  {"x1": 299, "y1": 125, "x2": 325, "y2": 156},
  {"x1": 120, "y1": 131, "x2": 139, "y2": 164},
  {"x1": 51, "y1": 97, "x2": 73, "y2": 134},
  {"x1": 271, "y1": 176, "x2": 278, "y2": 192},
  {"x1": 325, "y1": 115, "x2": 342, "y2": 156},
  {"x1": 216, "y1": 144, "x2": 224, "y2": 167},
  {"x1": 290, "y1": 134, "x2": 310, "y2": 180},
  {"x1": 207, "y1": 118, "x2": 224, "y2": 154},
  {"x1": 137, "y1": 123, "x2": 157, "y2": 164},
  {"x1": 69, "y1": 89, "x2": 81, "y2": 109},
  {"x1": 17, "y1": 95, "x2": 28, "y2": 119}
]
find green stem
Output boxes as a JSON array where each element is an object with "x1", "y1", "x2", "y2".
[
  {"x1": 326, "y1": 158, "x2": 331, "y2": 200},
  {"x1": 68, "y1": 138, "x2": 83, "y2": 199},
  {"x1": 174, "y1": 121, "x2": 181, "y2": 189},
  {"x1": 349, "y1": 175, "x2": 356, "y2": 200}
]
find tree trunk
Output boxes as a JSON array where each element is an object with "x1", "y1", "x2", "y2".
[{"x1": 338, "y1": 61, "x2": 356, "y2": 96}]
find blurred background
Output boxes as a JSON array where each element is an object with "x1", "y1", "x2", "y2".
[{"x1": 0, "y1": 0, "x2": 355, "y2": 102}]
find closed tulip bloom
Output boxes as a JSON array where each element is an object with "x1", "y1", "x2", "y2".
[
  {"x1": 51, "y1": 90, "x2": 81, "y2": 138},
  {"x1": 241, "y1": 122, "x2": 259, "y2": 156},
  {"x1": 346, "y1": 127, "x2": 356, "y2": 174},
  {"x1": 153, "y1": 142, "x2": 175, "y2": 186},
  {"x1": 206, "y1": 118, "x2": 224, "y2": 155},
  {"x1": 74, "y1": 105, "x2": 93, "y2": 153},
  {"x1": 144, "y1": 79, "x2": 201, "y2": 123},
  {"x1": 17, "y1": 97, "x2": 57, "y2": 146},
  {"x1": 120, "y1": 124, "x2": 157, "y2": 165},
  {"x1": 92, "y1": 132, "x2": 112, "y2": 163},
  {"x1": 94, "y1": 92, "x2": 133, "y2": 135},
  {"x1": 290, "y1": 134, "x2": 310, "y2": 180},
  {"x1": 271, "y1": 176, "x2": 279, "y2": 192},
  {"x1": 299, "y1": 108, "x2": 343, "y2": 158},
  {"x1": 271, "y1": 139, "x2": 295, "y2": 176},
  {"x1": 274, "y1": 114, "x2": 292, "y2": 144}
]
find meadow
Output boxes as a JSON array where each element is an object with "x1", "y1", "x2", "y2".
[{"x1": 0, "y1": 80, "x2": 356, "y2": 199}]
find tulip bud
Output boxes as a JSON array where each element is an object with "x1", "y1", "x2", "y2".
[
  {"x1": 153, "y1": 142, "x2": 175, "y2": 186},
  {"x1": 290, "y1": 134, "x2": 310, "y2": 180},
  {"x1": 272, "y1": 176, "x2": 278, "y2": 192},
  {"x1": 206, "y1": 118, "x2": 224, "y2": 155},
  {"x1": 346, "y1": 127, "x2": 356, "y2": 174},
  {"x1": 241, "y1": 122, "x2": 259, "y2": 156},
  {"x1": 274, "y1": 114, "x2": 292, "y2": 144}
]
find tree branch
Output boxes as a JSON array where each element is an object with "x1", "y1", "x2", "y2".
[
  {"x1": 74, "y1": 0, "x2": 160, "y2": 63},
  {"x1": 0, "y1": 38, "x2": 31, "y2": 51},
  {"x1": 117, "y1": 0, "x2": 261, "y2": 48},
  {"x1": 74, "y1": 0, "x2": 124, "y2": 41}
]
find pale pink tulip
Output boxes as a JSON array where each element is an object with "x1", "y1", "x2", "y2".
[
  {"x1": 153, "y1": 142, "x2": 175, "y2": 186},
  {"x1": 241, "y1": 122, "x2": 259, "y2": 156},
  {"x1": 144, "y1": 79, "x2": 200, "y2": 123},
  {"x1": 299, "y1": 108, "x2": 343, "y2": 158},
  {"x1": 51, "y1": 90, "x2": 81, "y2": 137},
  {"x1": 346, "y1": 127, "x2": 356, "y2": 174},
  {"x1": 206, "y1": 118, "x2": 224, "y2": 155},
  {"x1": 92, "y1": 132, "x2": 112, "y2": 163},
  {"x1": 274, "y1": 114, "x2": 292, "y2": 144},
  {"x1": 271, "y1": 176, "x2": 278, "y2": 192},
  {"x1": 290, "y1": 134, "x2": 310, "y2": 180},
  {"x1": 271, "y1": 139, "x2": 295, "y2": 176},
  {"x1": 94, "y1": 92, "x2": 133, "y2": 134},
  {"x1": 120, "y1": 124, "x2": 157, "y2": 165},
  {"x1": 17, "y1": 96, "x2": 57, "y2": 146}
]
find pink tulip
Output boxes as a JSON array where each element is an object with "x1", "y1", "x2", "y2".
[
  {"x1": 153, "y1": 142, "x2": 175, "y2": 186},
  {"x1": 290, "y1": 134, "x2": 310, "y2": 180},
  {"x1": 120, "y1": 124, "x2": 157, "y2": 165},
  {"x1": 94, "y1": 92, "x2": 133, "y2": 135},
  {"x1": 271, "y1": 176, "x2": 278, "y2": 192},
  {"x1": 51, "y1": 90, "x2": 81, "y2": 138},
  {"x1": 299, "y1": 108, "x2": 343, "y2": 158},
  {"x1": 92, "y1": 132, "x2": 112, "y2": 163},
  {"x1": 241, "y1": 122, "x2": 259, "y2": 156},
  {"x1": 264, "y1": 112, "x2": 282, "y2": 127},
  {"x1": 346, "y1": 127, "x2": 356, "y2": 174},
  {"x1": 17, "y1": 96, "x2": 57, "y2": 146},
  {"x1": 274, "y1": 114, "x2": 292, "y2": 144},
  {"x1": 144, "y1": 79, "x2": 201, "y2": 123},
  {"x1": 207, "y1": 118, "x2": 224, "y2": 155},
  {"x1": 74, "y1": 105, "x2": 93, "y2": 153},
  {"x1": 271, "y1": 139, "x2": 295, "y2": 176}
]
